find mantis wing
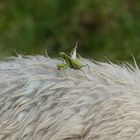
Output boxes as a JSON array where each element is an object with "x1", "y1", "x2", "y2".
[{"x1": 70, "y1": 42, "x2": 78, "y2": 60}]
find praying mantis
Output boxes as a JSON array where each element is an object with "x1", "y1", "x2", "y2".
[{"x1": 57, "y1": 43, "x2": 90, "y2": 77}]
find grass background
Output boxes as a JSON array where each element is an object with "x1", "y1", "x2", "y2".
[{"x1": 0, "y1": 0, "x2": 140, "y2": 63}]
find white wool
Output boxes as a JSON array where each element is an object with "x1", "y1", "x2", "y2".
[{"x1": 0, "y1": 55, "x2": 140, "y2": 140}]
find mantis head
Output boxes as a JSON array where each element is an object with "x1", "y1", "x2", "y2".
[{"x1": 59, "y1": 52, "x2": 66, "y2": 58}]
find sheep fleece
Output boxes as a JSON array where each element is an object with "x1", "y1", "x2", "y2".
[{"x1": 0, "y1": 55, "x2": 140, "y2": 140}]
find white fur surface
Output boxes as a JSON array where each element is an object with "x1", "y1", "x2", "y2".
[{"x1": 0, "y1": 55, "x2": 140, "y2": 140}]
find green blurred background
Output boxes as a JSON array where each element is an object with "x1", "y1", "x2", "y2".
[{"x1": 0, "y1": 0, "x2": 140, "y2": 63}]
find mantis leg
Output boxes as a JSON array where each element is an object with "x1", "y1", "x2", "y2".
[
  {"x1": 57, "y1": 63, "x2": 69, "y2": 70},
  {"x1": 82, "y1": 64, "x2": 90, "y2": 71},
  {"x1": 61, "y1": 64, "x2": 69, "y2": 70},
  {"x1": 57, "y1": 63, "x2": 69, "y2": 76},
  {"x1": 80, "y1": 69, "x2": 88, "y2": 79}
]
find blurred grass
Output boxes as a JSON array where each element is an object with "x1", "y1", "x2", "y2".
[{"x1": 0, "y1": 0, "x2": 140, "y2": 63}]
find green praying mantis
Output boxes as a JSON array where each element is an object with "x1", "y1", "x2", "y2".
[{"x1": 57, "y1": 43, "x2": 90, "y2": 77}]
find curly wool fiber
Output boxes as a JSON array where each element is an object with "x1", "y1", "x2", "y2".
[{"x1": 0, "y1": 55, "x2": 140, "y2": 140}]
